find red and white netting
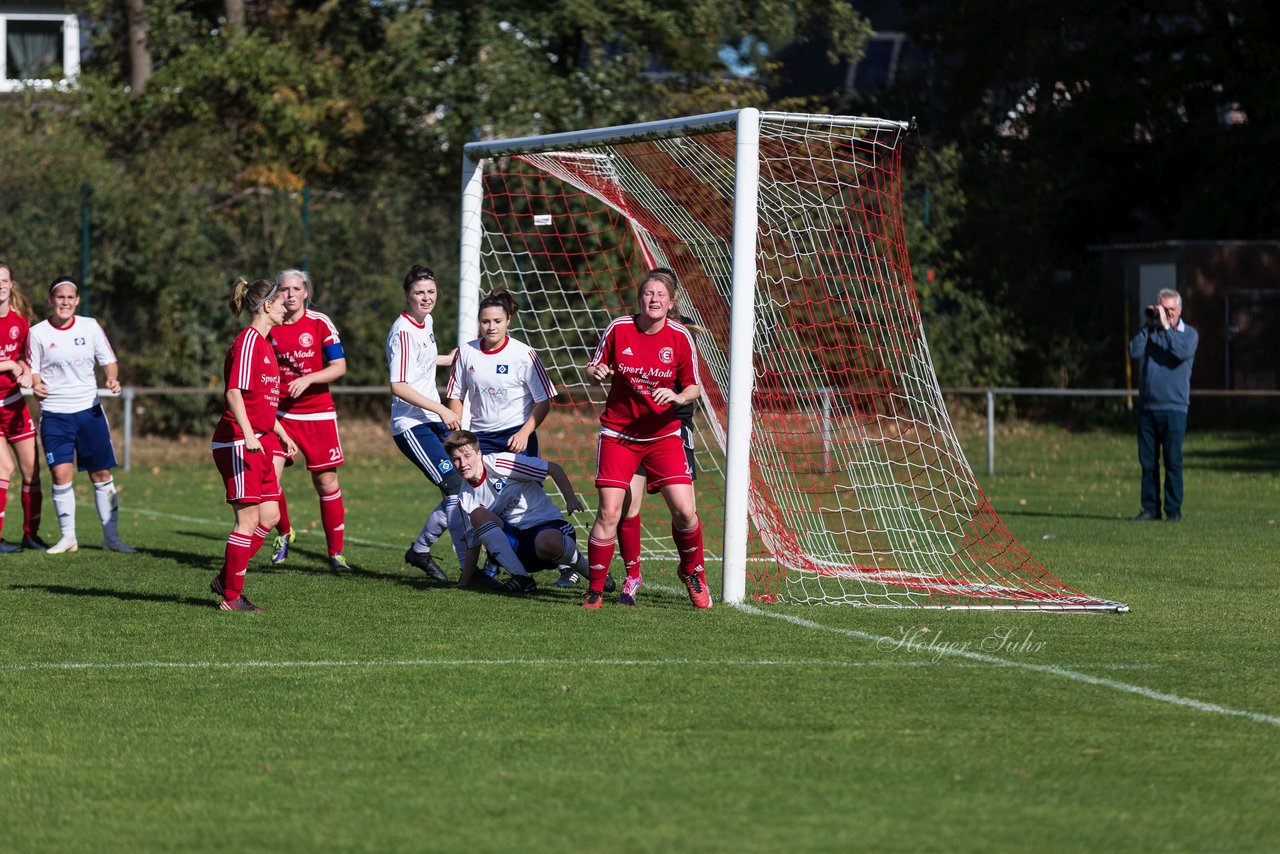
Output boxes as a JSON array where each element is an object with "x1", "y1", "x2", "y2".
[{"x1": 466, "y1": 112, "x2": 1125, "y2": 610}]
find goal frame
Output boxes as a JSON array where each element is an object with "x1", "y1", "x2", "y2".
[{"x1": 457, "y1": 109, "x2": 1127, "y2": 613}]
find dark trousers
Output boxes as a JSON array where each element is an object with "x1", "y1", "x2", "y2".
[{"x1": 1137, "y1": 408, "x2": 1187, "y2": 517}]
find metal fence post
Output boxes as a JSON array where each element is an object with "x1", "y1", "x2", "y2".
[
  {"x1": 986, "y1": 389, "x2": 995, "y2": 476},
  {"x1": 122, "y1": 386, "x2": 134, "y2": 472}
]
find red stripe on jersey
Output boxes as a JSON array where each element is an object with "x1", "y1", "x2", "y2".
[
  {"x1": 444, "y1": 358, "x2": 461, "y2": 399},
  {"x1": 396, "y1": 330, "x2": 411, "y2": 382},
  {"x1": 529, "y1": 351, "x2": 554, "y2": 398}
]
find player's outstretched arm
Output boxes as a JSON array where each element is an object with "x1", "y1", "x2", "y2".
[{"x1": 546, "y1": 461, "x2": 585, "y2": 514}]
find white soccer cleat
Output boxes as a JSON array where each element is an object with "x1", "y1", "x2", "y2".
[{"x1": 46, "y1": 537, "x2": 79, "y2": 555}]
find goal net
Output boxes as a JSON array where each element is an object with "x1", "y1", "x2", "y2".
[{"x1": 458, "y1": 110, "x2": 1127, "y2": 612}]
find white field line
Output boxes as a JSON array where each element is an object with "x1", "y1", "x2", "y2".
[
  {"x1": 74, "y1": 506, "x2": 1280, "y2": 728},
  {"x1": 0, "y1": 658, "x2": 1159, "y2": 674},
  {"x1": 732, "y1": 602, "x2": 1280, "y2": 728}
]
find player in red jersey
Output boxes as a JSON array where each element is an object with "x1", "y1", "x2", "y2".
[
  {"x1": 0, "y1": 264, "x2": 45, "y2": 551},
  {"x1": 614, "y1": 314, "x2": 704, "y2": 604},
  {"x1": 582, "y1": 268, "x2": 710, "y2": 609},
  {"x1": 209, "y1": 278, "x2": 298, "y2": 612},
  {"x1": 266, "y1": 269, "x2": 351, "y2": 571}
]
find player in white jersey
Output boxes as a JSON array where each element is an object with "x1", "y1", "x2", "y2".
[
  {"x1": 443, "y1": 430, "x2": 614, "y2": 596},
  {"x1": 27, "y1": 276, "x2": 134, "y2": 555},
  {"x1": 386, "y1": 264, "x2": 465, "y2": 581},
  {"x1": 446, "y1": 289, "x2": 557, "y2": 584},
  {"x1": 446, "y1": 290, "x2": 555, "y2": 456}
]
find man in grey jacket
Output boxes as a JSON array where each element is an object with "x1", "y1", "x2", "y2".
[{"x1": 1128, "y1": 288, "x2": 1198, "y2": 522}]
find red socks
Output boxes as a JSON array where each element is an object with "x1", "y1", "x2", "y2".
[
  {"x1": 222, "y1": 524, "x2": 271, "y2": 599},
  {"x1": 319, "y1": 488, "x2": 345, "y2": 556},
  {"x1": 587, "y1": 535, "x2": 616, "y2": 593},
  {"x1": 672, "y1": 517, "x2": 705, "y2": 576},
  {"x1": 276, "y1": 493, "x2": 292, "y2": 539},
  {"x1": 618, "y1": 513, "x2": 642, "y2": 579},
  {"x1": 22, "y1": 481, "x2": 41, "y2": 539}
]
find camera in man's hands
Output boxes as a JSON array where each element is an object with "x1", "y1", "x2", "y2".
[{"x1": 1145, "y1": 305, "x2": 1159, "y2": 322}]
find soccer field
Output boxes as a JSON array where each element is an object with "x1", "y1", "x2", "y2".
[{"x1": 2, "y1": 421, "x2": 1278, "y2": 852}]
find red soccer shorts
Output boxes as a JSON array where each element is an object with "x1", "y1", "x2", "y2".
[
  {"x1": 0, "y1": 393, "x2": 36, "y2": 443},
  {"x1": 279, "y1": 413, "x2": 345, "y2": 471},
  {"x1": 212, "y1": 433, "x2": 284, "y2": 505},
  {"x1": 595, "y1": 432, "x2": 692, "y2": 492}
]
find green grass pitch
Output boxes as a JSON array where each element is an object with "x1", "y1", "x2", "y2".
[{"x1": 2, "y1": 422, "x2": 1278, "y2": 851}]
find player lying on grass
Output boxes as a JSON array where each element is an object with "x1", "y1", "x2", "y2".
[{"x1": 443, "y1": 430, "x2": 615, "y2": 595}]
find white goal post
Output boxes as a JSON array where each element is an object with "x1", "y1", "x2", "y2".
[{"x1": 457, "y1": 109, "x2": 1127, "y2": 612}]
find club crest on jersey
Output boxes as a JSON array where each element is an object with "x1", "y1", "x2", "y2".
[
  {"x1": 659, "y1": 346, "x2": 674, "y2": 364},
  {"x1": 7, "y1": 327, "x2": 18, "y2": 341},
  {"x1": 75, "y1": 337, "x2": 86, "y2": 346},
  {"x1": 491, "y1": 477, "x2": 506, "y2": 493},
  {"x1": 496, "y1": 364, "x2": 509, "y2": 374}
]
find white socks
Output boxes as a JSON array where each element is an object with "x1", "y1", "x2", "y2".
[
  {"x1": 557, "y1": 539, "x2": 589, "y2": 574},
  {"x1": 94, "y1": 478, "x2": 120, "y2": 542},
  {"x1": 53, "y1": 482, "x2": 76, "y2": 542}
]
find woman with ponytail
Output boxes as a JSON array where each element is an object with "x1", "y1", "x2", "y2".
[{"x1": 209, "y1": 277, "x2": 298, "y2": 611}]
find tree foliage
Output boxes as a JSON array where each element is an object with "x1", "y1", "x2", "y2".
[
  {"x1": 891, "y1": 0, "x2": 1280, "y2": 386},
  {"x1": 0, "y1": 1, "x2": 876, "y2": 431}
]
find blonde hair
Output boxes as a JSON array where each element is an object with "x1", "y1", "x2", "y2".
[
  {"x1": 638, "y1": 267, "x2": 679, "y2": 301},
  {"x1": 0, "y1": 263, "x2": 35, "y2": 320}
]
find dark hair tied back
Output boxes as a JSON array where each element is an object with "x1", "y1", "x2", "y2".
[
  {"x1": 479, "y1": 287, "x2": 518, "y2": 319},
  {"x1": 403, "y1": 265, "x2": 436, "y2": 294}
]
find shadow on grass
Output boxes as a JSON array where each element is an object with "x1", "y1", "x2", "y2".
[
  {"x1": 998, "y1": 509, "x2": 1134, "y2": 522},
  {"x1": 1185, "y1": 438, "x2": 1280, "y2": 473},
  {"x1": 9, "y1": 583, "x2": 210, "y2": 608},
  {"x1": 329, "y1": 564, "x2": 437, "y2": 592}
]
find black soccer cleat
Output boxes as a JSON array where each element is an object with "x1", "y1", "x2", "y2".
[
  {"x1": 219, "y1": 595, "x2": 265, "y2": 612},
  {"x1": 501, "y1": 574, "x2": 537, "y2": 595},
  {"x1": 21, "y1": 534, "x2": 50, "y2": 551},
  {"x1": 405, "y1": 547, "x2": 449, "y2": 582}
]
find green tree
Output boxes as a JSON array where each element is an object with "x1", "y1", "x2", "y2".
[
  {"x1": 899, "y1": 0, "x2": 1280, "y2": 387},
  {"x1": 5, "y1": 0, "x2": 878, "y2": 431}
]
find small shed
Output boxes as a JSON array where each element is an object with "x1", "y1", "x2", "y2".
[{"x1": 1093, "y1": 240, "x2": 1280, "y2": 390}]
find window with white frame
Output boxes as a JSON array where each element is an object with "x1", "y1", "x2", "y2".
[{"x1": 1, "y1": 12, "x2": 80, "y2": 92}]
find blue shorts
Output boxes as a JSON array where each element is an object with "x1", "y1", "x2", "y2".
[
  {"x1": 503, "y1": 519, "x2": 575, "y2": 572},
  {"x1": 41, "y1": 405, "x2": 118, "y2": 472},
  {"x1": 476, "y1": 427, "x2": 539, "y2": 457},
  {"x1": 394, "y1": 421, "x2": 462, "y2": 495}
]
